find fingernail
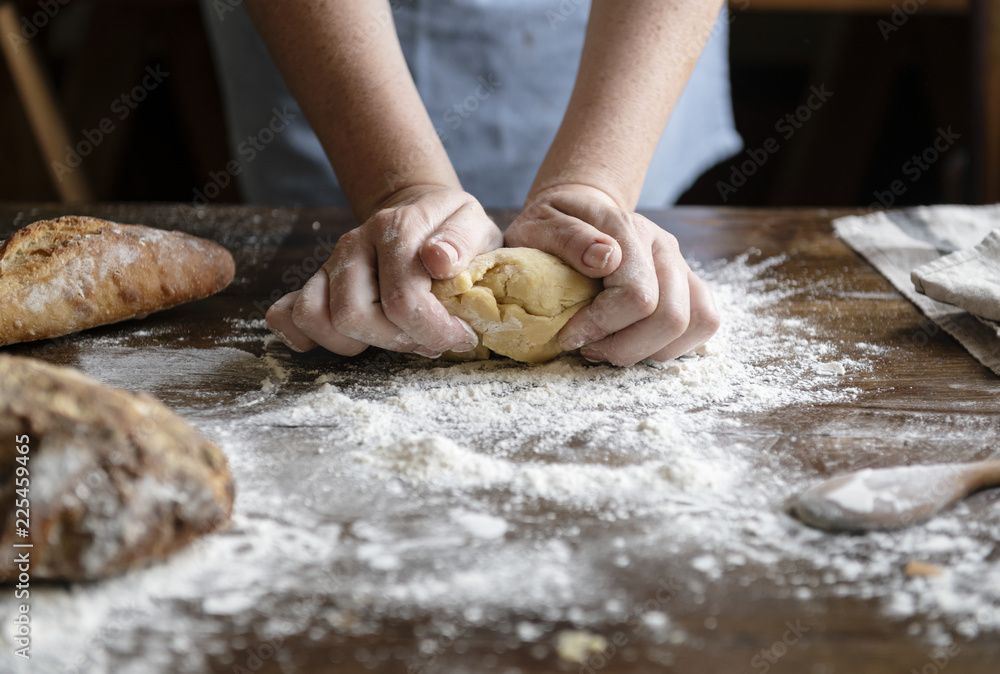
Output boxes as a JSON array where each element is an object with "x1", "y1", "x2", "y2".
[
  {"x1": 414, "y1": 347, "x2": 443, "y2": 359},
  {"x1": 455, "y1": 319, "x2": 479, "y2": 351},
  {"x1": 269, "y1": 327, "x2": 305, "y2": 353},
  {"x1": 434, "y1": 240, "x2": 459, "y2": 265},
  {"x1": 560, "y1": 334, "x2": 587, "y2": 351},
  {"x1": 583, "y1": 242, "x2": 614, "y2": 270},
  {"x1": 581, "y1": 348, "x2": 603, "y2": 363}
]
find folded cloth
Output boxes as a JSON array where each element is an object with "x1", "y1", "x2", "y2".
[
  {"x1": 834, "y1": 205, "x2": 1000, "y2": 376},
  {"x1": 911, "y1": 228, "x2": 1000, "y2": 324}
]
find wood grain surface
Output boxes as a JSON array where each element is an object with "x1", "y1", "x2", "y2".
[{"x1": 1, "y1": 203, "x2": 998, "y2": 674}]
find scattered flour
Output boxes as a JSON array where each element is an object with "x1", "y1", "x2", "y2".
[
  {"x1": 825, "y1": 472, "x2": 880, "y2": 513},
  {"x1": 3, "y1": 249, "x2": 997, "y2": 673},
  {"x1": 815, "y1": 361, "x2": 847, "y2": 376}
]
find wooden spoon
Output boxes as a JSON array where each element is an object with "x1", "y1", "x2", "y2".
[{"x1": 791, "y1": 460, "x2": 1000, "y2": 532}]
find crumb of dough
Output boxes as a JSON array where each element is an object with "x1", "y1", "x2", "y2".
[
  {"x1": 556, "y1": 630, "x2": 608, "y2": 664},
  {"x1": 905, "y1": 560, "x2": 945, "y2": 578}
]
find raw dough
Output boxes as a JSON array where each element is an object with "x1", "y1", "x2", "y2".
[{"x1": 431, "y1": 248, "x2": 601, "y2": 363}]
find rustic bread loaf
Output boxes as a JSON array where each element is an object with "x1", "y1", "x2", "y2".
[
  {"x1": 0, "y1": 216, "x2": 235, "y2": 346},
  {"x1": 0, "y1": 355, "x2": 234, "y2": 581}
]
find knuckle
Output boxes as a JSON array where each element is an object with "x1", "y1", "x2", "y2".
[
  {"x1": 381, "y1": 291, "x2": 429, "y2": 334},
  {"x1": 581, "y1": 310, "x2": 609, "y2": 335},
  {"x1": 621, "y1": 284, "x2": 659, "y2": 317},
  {"x1": 328, "y1": 232, "x2": 360, "y2": 266},
  {"x1": 582, "y1": 303, "x2": 616, "y2": 336},
  {"x1": 436, "y1": 226, "x2": 471, "y2": 255},
  {"x1": 655, "y1": 230, "x2": 681, "y2": 254},
  {"x1": 556, "y1": 225, "x2": 596, "y2": 255},
  {"x1": 657, "y1": 301, "x2": 691, "y2": 338},
  {"x1": 367, "y1": 208, "x2": 398, "y2": 229},
  {"x1": 290, "y1": 295, "x2": 313, "y2": 325},
  {"x1": 616, "y1": 211, "x2": 636, "y2": 230},
  {"x1": 338, "y1": 227, "x2": 362, "y2": 247},
  {"x1": 691, "y1": 305, "x2": 722, "y2": 338},
  {"x1": 504, "y1": 217, "x2": 540, "y2": 248},
  {"x1": 367, "y1": 209, "x2": 407, "y2": 245},
  {"x1": 291, "y1": 305, "x2": 329, "y2": 342},
  {"x1": 602, "y1": 209, "x2": 638, "y2": 238},
  {"x1": 330, "y1": 305, "x2": 364, "y2": 336},
  {"x1": 379, "y1": 288, "x2": 410, "y2": 321}
]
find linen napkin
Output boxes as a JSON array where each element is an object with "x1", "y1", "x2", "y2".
[
  {"x1": 833, "y1": 205, "x2": 1000, "y2": 376},
  {"x1": 911, "y1": 228, "x2": 1000, "y2": 327}
]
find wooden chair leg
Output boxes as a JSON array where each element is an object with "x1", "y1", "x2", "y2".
[{"x1": 0, "y1": 1, "x2": 93, "y2": 203}]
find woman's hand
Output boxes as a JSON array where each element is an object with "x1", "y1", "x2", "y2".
[
  {"x1": 266, "y1": 185, "x2": 503, "y2": 357},
  {"x1": 505, "y1": 184, "x2": 720, "y2": 367}
]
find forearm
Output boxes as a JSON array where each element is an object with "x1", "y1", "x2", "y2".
[
  {"x1": 531, "y1": 0, "x2": 725, "y2": 210},
  {"x1": 245, "y1": 0, "x2": 459, "y2": 220}
]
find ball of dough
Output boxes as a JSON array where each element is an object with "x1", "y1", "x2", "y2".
[{"x1": 431, "y1": 248, "x2": 602, "y2": 363}]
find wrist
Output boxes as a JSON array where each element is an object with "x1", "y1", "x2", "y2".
[
  {"x1": 360, "y1": 179, "x2": 461, "y2": 222},
  {"x1": 527, "y1": 163, "x2": 638, "y2": 212},
  {"x1": 525, "y1": 181, "x2": 629, "y2": 214}
]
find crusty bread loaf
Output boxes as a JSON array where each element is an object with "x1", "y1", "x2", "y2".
[
  {"x1": 0, "y1": 355, "x2": 234, "y2": 581},
  {"x1": 0, "y1": 216, "x2": 235, "y2": 346}
]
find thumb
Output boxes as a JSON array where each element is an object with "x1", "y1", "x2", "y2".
[
  {"x1": 419, "y1": 201, "x2": 503, "y2": 280},
  {"x1": 505, "y1": 212, "x2": 623, "y2": 279}
]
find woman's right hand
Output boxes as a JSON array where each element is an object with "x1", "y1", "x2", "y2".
[{"x1": 266, "y1": 185, "x2": 503, "y2": 358}]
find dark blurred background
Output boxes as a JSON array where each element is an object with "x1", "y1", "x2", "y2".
[{"x1": 0, "y1": 0, "x2": 997, "y2": 208}]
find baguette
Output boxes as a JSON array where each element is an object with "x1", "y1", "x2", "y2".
[
  {"x1": 0, "y1": 355, "x2": 234, "y2": 581},
  {"x1": 0, "y1": 216, "x2": 235, "y2": 346}
]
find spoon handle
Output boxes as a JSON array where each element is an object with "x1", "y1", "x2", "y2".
[{"x1": 968, "y1": 459, "x2": 1000, "y2": 491}]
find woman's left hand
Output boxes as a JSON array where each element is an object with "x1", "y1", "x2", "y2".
[{"x1": 505, "y1": 183, "x2": 720, "y2": 366}]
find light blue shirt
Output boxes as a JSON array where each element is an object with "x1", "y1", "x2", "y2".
[{"x1": 200, "y1": 0, "x2": 741, "y2": 209}]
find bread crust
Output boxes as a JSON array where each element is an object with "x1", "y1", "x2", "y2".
[
  {"x1": 0, "y1": 355, "x2": 234, "y2": 580},
  {"x1": 0, "y1": 216, "x2": 235, "y2": 346}
]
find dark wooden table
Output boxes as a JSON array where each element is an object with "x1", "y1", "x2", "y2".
[{"x1": 1, "y1": 203, "x2": 998, "y2": 674}]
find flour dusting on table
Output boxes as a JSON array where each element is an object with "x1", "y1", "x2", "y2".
[{"x1": 3, "y1": 250, "x2": 997, "y2": 673}]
